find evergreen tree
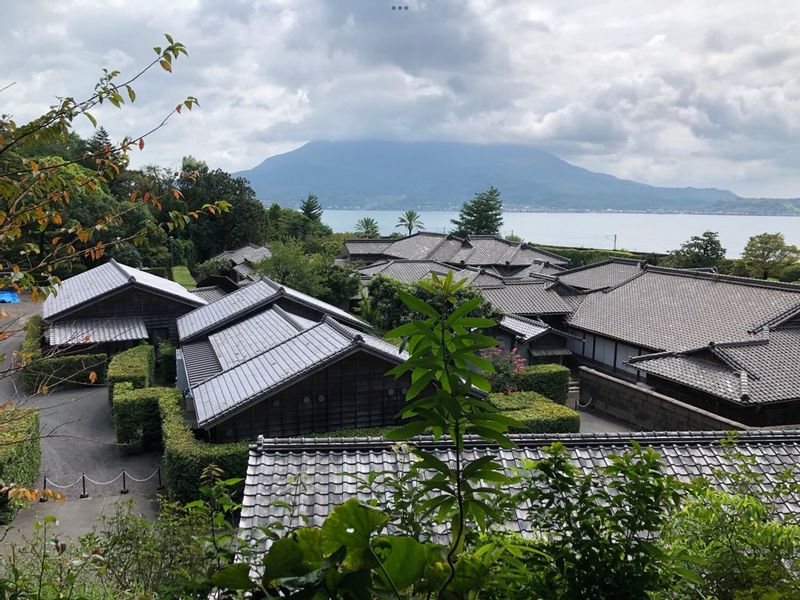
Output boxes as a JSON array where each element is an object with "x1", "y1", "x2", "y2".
[
  {"x1": 451, "y1": 186, "x2": 503, "y2": 237},
  {"x1": 300, "y1": 193, "x2": 324, "y2": 221}
]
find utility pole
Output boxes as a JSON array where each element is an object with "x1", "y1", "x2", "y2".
[{"x1": 613, "y1": 234, "x2": 617, "y2": 250}]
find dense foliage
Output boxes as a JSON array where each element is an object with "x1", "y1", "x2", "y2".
[
  {"x1": 360, "y1": 273, "x2": 501, "y2": 333},
  {"x1": 740, "y1": 232, "x2": 800, "y2": 280},
  {"x1": 664, "y1": 230, "x2": 727, "y2": 269},
  {"x1": 0, "y1": 409, "x2": 40, "y2": 523},
  {"x1": 451, "y1": 186, "x2": 504, "y2": 237},
  {"x1": 255, "y1": 240, "x2": 361, "y2": 307}
]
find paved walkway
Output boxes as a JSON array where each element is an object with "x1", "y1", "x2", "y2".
[
  {"x1": 1, "y1": 297, "x2": 160, "y2": 545},
  {"x1": 578, "y1": 408, "x2": 632, "y2": 433}
]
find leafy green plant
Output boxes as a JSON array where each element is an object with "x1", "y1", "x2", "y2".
[
  {"x1": 0, "y1": 408, "x2": 40, "y2": 523},
  {"x1": 495, "y1": 441, "x2": 682, "y2": 598}
]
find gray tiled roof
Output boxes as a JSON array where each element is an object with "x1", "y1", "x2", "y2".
[
  {"x1": 240, "y1": 431, "x2": 800, "y2": 550},
  {"x1": 631, "y1": 329, "x2": 800, "y2": 404},
  {"x1": 344, "y1": 239, "x2": 395, "y2": 256},
  {"x1": 345, "y1": 233, "x2": 569, "y2": 268},
  {"x1": 568, "y1": 267, "x2": 800, "y2": 351},
  {"x1": 47, "y1": 317, "x2": 148, "y2": 346},
  {"x1": 214, "y1": 244, "x2": 272, "y2": 266},
  {"x1": 506, "y1": 261, "x2": 566, "y2": 279},
  {"x1": 177, "y1": 277, "x2": 368, "y2": 342},
  {"x1": 189, "y1": 316, "x2": 406, "y2": 428},
  {"x1": 190, "y1": 286, "x2": 228, "y2": 303},
  {"x1": 208, "y1": 307, "x2": 311, "y2": 370},
  {"x1": 178, "y1": 279, "x2": 279, "y2": 341},
  {"x1": 481, "y1": 282, "x2": 574, "y2": 316},
  {"x1": 556, "y1": 258, "x2": 644, "y2": 291},
  {"x1": 498, "y1": 315, "x2": 550, "y2": 342},
  {"x1": 43, "y1": 259, "x2": 205, "y2": 320},
  {"x1": 358, "y1": 260, "x2": 460, "y2": 284}
]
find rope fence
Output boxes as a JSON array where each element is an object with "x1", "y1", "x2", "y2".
[{"x1": 39, "y1": 467, "x2": 164, "y2": 500}]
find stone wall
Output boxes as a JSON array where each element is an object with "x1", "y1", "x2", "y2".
[{"x1": 578, "y1": 366, "x2": 749, "y2": 431}]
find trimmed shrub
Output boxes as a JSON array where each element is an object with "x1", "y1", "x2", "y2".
[
  {"x1": 0, "y1": 408, "x2": 40, "y2": 523},
  {"x1": 158, "y1": 389, "x2": 248, "y2": 502},
  {"x1": 20, "y1": 352, "x2": 106, "y2": 394},
  {"x1": 111, "y1": 383, "x2": 163, "y2": 454},
  {"x1": 491, "y1": 392, "x2": 580, "y2": 434},
  {"x1": 513, "y1": 364, "x2": 570, "y2": 404},
  {"x1": 156, "y1": 342, "x2": 177, "y2": 386},
  {"x1": 107, "y1": 345, "x2": 155, "y2": 404}
]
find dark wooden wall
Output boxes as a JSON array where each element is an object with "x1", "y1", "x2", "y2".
[
  {"x1": 58, "y1": 285, "x2": 199, "y2": 341},
  {"x1": 208, "y1": 351, "x2": 412, "y2": 442}
]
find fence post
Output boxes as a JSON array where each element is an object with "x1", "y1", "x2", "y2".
[
  {"x1": 120, "y1": 470, "x2": 129, "y2": 495},
  {"x1": 39, "y1": 475, "x2": 48, "y2": 502},
  {"x1": 80, "y1": 474, "x2": 88, "y2": 499},
  {"x1": 156, "y1": 466, "x2": 164, "y2": 491}
]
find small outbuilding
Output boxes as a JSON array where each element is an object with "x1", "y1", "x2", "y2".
[{"x1": 43, "y1": 259, "x2": 206, "y2": 351}]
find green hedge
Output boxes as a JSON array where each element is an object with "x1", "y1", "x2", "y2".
[
  {"x1": 19, "y1": 317, "x2": 106, "y2": 393},
  {"x1": 0, "y1": 409, "x2": 41, "y2": 523},
  {"x1": 156, "y1": 342, "x2": 177, "y2": 386},
  {"x1": 107, "y1": 345, "x2": 155, "y2": 404},
  {"x1": 513, "y1": 364, "x2": 570, "y2": 404},
  {"x1": 111, "y1": 383, "x2": 164, "y2": 454},
  {"x1": 158, "y1": 389, "x2": 248, "y2": 502},
  {"x1": 491, "y1": 392, "x2": 580, "y2": 434}
]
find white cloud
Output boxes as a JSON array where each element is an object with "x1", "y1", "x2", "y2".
[{"x1": 2, "y1": 0, "x2": 799, "y2": 196}]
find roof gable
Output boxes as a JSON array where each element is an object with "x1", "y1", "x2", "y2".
[
  {"x1": 189, "y1": 317, "x2": 406, "y2": 428},
  {"x1": 43, "y1": 259, "x2": 205, "y2": 320},
  {"x1": 556, "y1": 258, "x2": 644, "y2": 291},
  {"x1": 177, "y1": 277, "x2": 368, "y2": 342}
]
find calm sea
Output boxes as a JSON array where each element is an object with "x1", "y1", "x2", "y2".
[{"x1": 322, "y1": 210, "x2": 800, "y2": 258}]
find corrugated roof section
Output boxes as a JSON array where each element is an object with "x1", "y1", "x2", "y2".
[
  {"x1": 181, "y1": 340, "x2": 223, "y2": 387},
  {"x1": 48, "y1": 317, "x2": 148, "y2": 346},
  {"x1": 240, "y1": 431, "x2": 800, "y2": 552}
]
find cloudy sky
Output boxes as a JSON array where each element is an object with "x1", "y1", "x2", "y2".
[{"x1": 4, "y1": 0, "x2": 800, "y2": 197}]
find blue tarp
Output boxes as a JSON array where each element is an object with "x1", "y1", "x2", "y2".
[{"x1": 0, "y1": 291, "x2": 20, "y2": 303}]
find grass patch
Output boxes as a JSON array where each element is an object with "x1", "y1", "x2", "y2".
[{"x1": 172, "y1": 266, "x2": 196, "y2": 289}]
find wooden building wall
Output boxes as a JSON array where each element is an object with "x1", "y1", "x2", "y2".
[
  {"x1": 208, "y1": 351, "x2": 411, "y2": 442},
  {"x1": 58, "y1": 286, "x2": 199, "y2": 341}
]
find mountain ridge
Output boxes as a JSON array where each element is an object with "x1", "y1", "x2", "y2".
[{"x1": 234, "y1": 140, "x2": 800, "y2": 215}]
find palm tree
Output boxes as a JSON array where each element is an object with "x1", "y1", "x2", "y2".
[
  {"x1": 355, "y1": 217, "x2": 380, "y2": 239},
  {"x1": 396, "y1": 210, "x2": 424, "y2": 236}
]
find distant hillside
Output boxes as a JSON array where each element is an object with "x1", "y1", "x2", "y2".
[{"x1": 234, "y1": 141, "x2": 800, "y2": 215}]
